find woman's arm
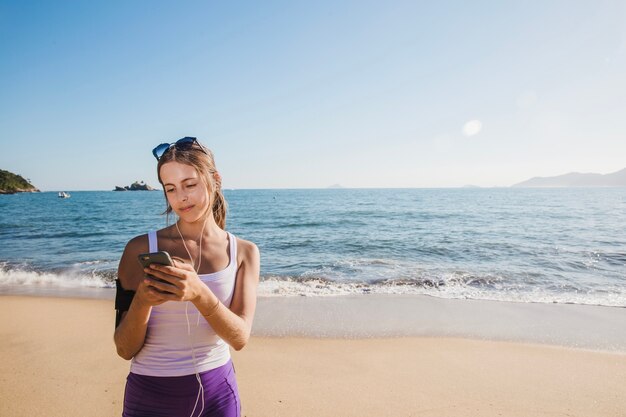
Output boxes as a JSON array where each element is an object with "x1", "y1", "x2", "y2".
[
  {"x1": 114, "y1": 296, "x2": 153, "y2": 360},
  {"x1": 113, "y1": 236, "x2": 168, "y2": 360}
]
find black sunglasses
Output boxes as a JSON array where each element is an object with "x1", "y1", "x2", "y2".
[{"x1": 152, "y1": 137, "x2": 205, "y2": 161}]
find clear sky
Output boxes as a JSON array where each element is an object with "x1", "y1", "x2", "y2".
[{"x1": 1, "y1": 1, "x2": 625, "y2": 190}]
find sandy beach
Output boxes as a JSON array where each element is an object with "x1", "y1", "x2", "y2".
[{"x1": 1, "y1": 294, "x2": 625, "y2": 417}]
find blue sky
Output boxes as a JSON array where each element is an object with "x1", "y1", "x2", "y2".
[{"x1": 1, "y1": 1, "x2": 625, "y2": 190}]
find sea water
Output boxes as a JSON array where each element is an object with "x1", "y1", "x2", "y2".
[{"x1": 0, "y1": 188, "x2": 624, "y2": 306}]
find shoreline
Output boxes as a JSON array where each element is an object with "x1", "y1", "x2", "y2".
[
  {"x1": 1, "y1": 291, "x2": 625, "y2": 353},
  {"x1": 0, "y1": 295, "x2": 624, "y2": 416}
]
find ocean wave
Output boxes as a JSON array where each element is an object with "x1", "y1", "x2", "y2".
[
  {"x1": 276, "y1": 222, "x2": 327, "y2": 229},
  {"x1": 20, "y1": 230, "x2": 111, "y2": 239},
  {"x1": 256, "y1": 274, "x2": 626, "y2": 307},
  {"x1": 0, "y1": 264, "x2": 114, "y2": 288},
  {"x1": 1, "y1": 262, "x2": 624, "y2": 308},
  {"x1": 589, "y1": 250, "x2": 626, "y2": 267}
]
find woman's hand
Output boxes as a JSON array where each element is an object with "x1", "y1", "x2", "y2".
[
  {"x1": 134, "y1": 276, "x2": 170, "y2": 307},
  {"x1": 142, "y1": 259, "x2": 203, "y2": 302}
]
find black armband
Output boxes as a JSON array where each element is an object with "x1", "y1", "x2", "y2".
[{"x1": 115, "y1": 278, "x2": 136, "y2": 328}]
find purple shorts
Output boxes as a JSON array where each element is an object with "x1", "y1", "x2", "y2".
[{"x1": 122, "y1": 359, "x2": 240, "y2": 417}]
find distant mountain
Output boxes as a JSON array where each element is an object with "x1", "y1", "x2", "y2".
[
  {"x1": 0, "y1": 169, "x2": 40, "y2": 194},
  {"x1": 512, "y1": 168, "x2": 626, "y2": 187}
]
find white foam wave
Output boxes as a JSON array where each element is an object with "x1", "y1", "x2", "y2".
[
  {"x1": 0, "y1": 266, "x2": 112, "y2": 288},
  {"x1": 257, "y1": 276, "x2": 626, "y2": 307},
  {"x1": 73, "y1": 260, "x2": 106, "y2": 266},
  {"x1": 300, "y1": 258, "x2": 404, "y2": 281},
  {"x1": 1, "y1": 264, "x2": 623, "y2": 308},
  {"x1": 259, "y1": 276, "x2": 371, "y2": 296}
]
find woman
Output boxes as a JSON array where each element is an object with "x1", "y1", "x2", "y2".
[{"x1": 113, "y1": 137, "x2": 260, "y2": 417}]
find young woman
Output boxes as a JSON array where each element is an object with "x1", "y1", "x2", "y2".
[{"x1": 113, "y1": 137, "x2": 260, "y2": 417}]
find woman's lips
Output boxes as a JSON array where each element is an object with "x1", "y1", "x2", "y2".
[{"x1": 180, "y1": 205, "x2": 194, "y2": 212}]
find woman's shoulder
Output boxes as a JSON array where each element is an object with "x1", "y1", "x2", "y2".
[
  {"x1": 124, "y1": 233, "x2": 150, "y2": 254},
  {"x1": 117, "y1": 233, "x2": 150, "y2": 290},
  {"x1": 152, "y1": 225, "x2": 171, "y2": 238},
  {"x1": 233, "y1": 235, "x2": 260, "y2": 266}
]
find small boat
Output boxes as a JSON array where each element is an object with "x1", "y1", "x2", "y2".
[{"x1": 58, "y1": 191, "x2": 71, "y2": 198}]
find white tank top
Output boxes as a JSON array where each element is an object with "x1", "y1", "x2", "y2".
[{"x1": 130, "y1": 230, "x2": 238, "y2": 376}]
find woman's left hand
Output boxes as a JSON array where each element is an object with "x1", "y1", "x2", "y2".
[{"x1": 142, "y1": 259, "x2": 203, "y2": 302}]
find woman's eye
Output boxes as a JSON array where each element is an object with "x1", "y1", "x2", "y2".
[
  {"x1": 187, "y1": 184, "x2": 196, "y2": 188},
  {"x1": 166, "y1": 189, "x2": 174, "y2": 193}
]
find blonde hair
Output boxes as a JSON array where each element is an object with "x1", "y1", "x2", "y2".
[{"x1": 156, "y1": 141, "x2": 228, "y2": 229}]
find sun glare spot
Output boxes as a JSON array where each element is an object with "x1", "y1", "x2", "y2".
[{"x1": 462, "y1": 120, "x2": 482, "y2": 136}]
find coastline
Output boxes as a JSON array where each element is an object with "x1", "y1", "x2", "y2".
[
  {"x1": 0, "y1": 294, "x2": 625, "y2": 416},
  {"x1": 2, "y1": 288, "x2": 625, "y2": 352}
]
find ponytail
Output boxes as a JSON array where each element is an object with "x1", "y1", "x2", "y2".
[{"x1": 212, "y1": 189, "x2": 228, "y2": 230}]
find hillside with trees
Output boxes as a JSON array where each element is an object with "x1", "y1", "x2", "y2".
[{"x1": 0, "y1": 169, "x2": 40, "y2": 194}]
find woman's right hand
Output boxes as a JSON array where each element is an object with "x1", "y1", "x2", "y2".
[{"x1": 135, "y1": 274, "x2": 169, "y2": 307}]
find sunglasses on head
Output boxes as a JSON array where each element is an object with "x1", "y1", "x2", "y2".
[{"x1": 152, "y1": 137, "x2": 205, "y2": 161}]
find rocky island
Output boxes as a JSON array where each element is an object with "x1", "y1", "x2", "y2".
[
  {"x1": 113, "y1": 180, "x2": 158, "y2": 191},
  {"x1": 0, "y1": 169, "x2": 40, "y2": 194}
]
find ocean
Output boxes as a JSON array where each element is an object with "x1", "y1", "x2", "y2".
[{"x1": 1, "y1": 188, "x2": 625, "y2": 307}]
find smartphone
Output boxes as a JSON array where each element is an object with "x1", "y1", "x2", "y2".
[
  {"x1": 137, "y1": 251, "x2": 174, "y2": 288},
  {"x1": 137, "y1": 251, "x2": 174, "y2": 269}
]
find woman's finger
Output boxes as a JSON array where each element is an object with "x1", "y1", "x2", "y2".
[
  {"x1": 144, "y1": 275, "x2": 182, "y2": 296},
  {"x1": 146, "y1": 288, "x2": 167, "y2": 300},
  {"x1": 144, "y1": 267, "x2": 183, "y2": 287},
  {"x1": 149, "y1": 263, "x2": 187, "y2": 279},
  {"x1": 155, "y1": 287, "x2": 183, "y2": 301}
]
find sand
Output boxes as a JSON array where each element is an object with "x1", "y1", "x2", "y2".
[{"x1": 1, "y1": 295, "x2": 625, "y2": 417}]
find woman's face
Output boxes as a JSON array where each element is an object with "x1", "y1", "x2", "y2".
[{"x1": 160, "y1": 161, "x2": 211, "y2": 221}]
